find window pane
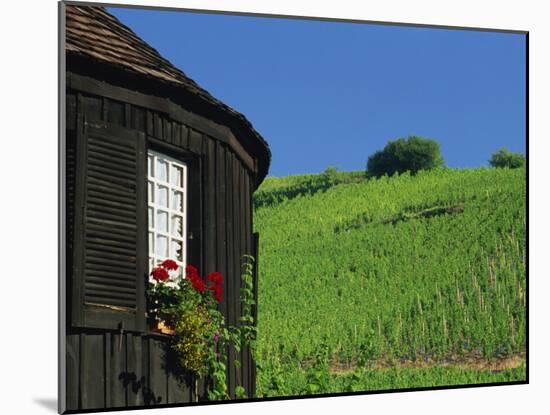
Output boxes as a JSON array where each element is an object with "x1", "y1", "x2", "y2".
[
  {"x1": 157, "y1": 185, "x2": 168, "y2": 207},
  {"x1": 148, "y1": 155, "x2": 154, "y2": 176},
  {"x1": 170, "y1": 165, "x2": 183, "y2": 187},
  {"x1": 148, "y1": 232, "x2": 154, "y2": 255},
  {"x1": 156, "y1": 210, "x2": 168, "y2": 232},
  {"x1": 171, "y1": 215, "x2": 182, "y2": 237},
  {"x1": 148, "y1": 181, "x2": 154, "y2": 203},
  {"x1": 171, "y1": 239, "x2": 183, "y2": 261},
  {"x1": 156, "y1": 159, "x2": 168, "y2": 182},
  {"x1": 148, "y1": 207, "x2": 154, "y2": 229},
  {"x1": 172, "y1": 190, "x2": 183, "y2": 211},
  {"x1": 156, "y1": 235, "x2": 167, "y2": 257}
]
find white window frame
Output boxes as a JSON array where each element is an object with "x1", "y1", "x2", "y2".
[{"x1": 147, "y1": 150, "x2": 188, "y2": 280}]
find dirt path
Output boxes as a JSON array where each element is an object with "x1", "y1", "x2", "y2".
[{"x1": 328, "y1": 352, "x2": 526, "y2": 375}]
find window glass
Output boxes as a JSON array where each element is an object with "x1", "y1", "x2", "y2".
[{"x1": 170, "y1": 165, "x2": 183, "y2": 187}]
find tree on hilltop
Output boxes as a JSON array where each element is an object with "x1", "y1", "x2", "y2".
[{"x1": 367, "y1": 136, "x2": 444, "y2": 178}]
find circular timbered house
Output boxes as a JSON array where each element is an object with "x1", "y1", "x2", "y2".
[{"x1": 62, "y1": 4, "x2": 270, "y2": 411}]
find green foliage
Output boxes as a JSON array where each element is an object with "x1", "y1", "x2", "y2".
[
  {"x1": 240, "y1": 255, "x2": 258, "y2": 354},
  {"x1": 345, "y1": 367, "x2": 367, "y2": 392},
  {"x1": 306, "y1": 363, "x2": 330, "y2": 394},
  {"x1": 367, "y1": 136, "x2": 444, "y2": 178},
  {"x1": 148, "y1": 277, "x2": 231, "y2": 400},
  {"x1": 254, "y1": 170, "x2": 366, "y2": 209},
  {"x1": 489, "y1": 148, "x2": 525, "y2": 169},
  {"x1": 148, "y1": 278, "x2": 219, "y2": 377},
  {"x1": 147, "y1": 255, "x2": 258, "y2": 401},
  {"x1": 172, "y1": 306, "x2": 216, "y2": 375},
  {"x1": 322, "y1": 166, "x2": 339, "y2": 186},
  {"x1": 234, "y1": 386, "x2": 247, "y2": 399},
  {"x1": 253, "y1": 167, "x2": 526, "y2": 397},
  {"x1": 207, "y1": 355, "x2": 229, "y2": 400},
  {"x1": 257, "y1": 360, "x2": 525, "y2": 397}
]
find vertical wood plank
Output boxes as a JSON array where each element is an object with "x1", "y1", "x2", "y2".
[
  {"x1": 141, "y1": 336, "x2": 150, "y2": 405},
  {"x1": 187, "y1": 152, "x2": 202, "y2": 269},
  {"x1": 172, "y1": 122, "x2": 181, "y2": 147},
  {"x1": 205, "y1": 138, "x2": 216, "y2": 275},
  {"x1": 81, "y1": 95, "x2": 102, "y2": 121},
  {"x1": 148, "y1": 338, "x2": 167, "y2": 405},
  {"x1": 132, "y1": 106, "x2": 146, "y2": 131},
  {"x1": 127, "y1": 334, "x2": 144, "y2": 406},
  {"x1": 104, "y1": 332, "x2": 111, "y2": 406},
  {"x1": 196, "y1": 376, "x2": 207, "y2": 402},
  {"x1": 106, "y1": 98, "x2": 125, "y2": 125},
  {"x1": 142, "y1": 338, "x2": 153, "y2": 406},
  {"x1": 166, "y1": 367, "x2": 189, "y2": 404},
  {"x1": 153, "y1": 113, "x2": 163, "y2": 139},
  {"x1": 189, "y1": 129, "x2": 202, "y2": 154},
  {"x1": 108, "y1": 332, "x2": 126, "y2": 408},
  {"x1": 215, "y1": 142, "x2": 231, "y2": 397},
  {"x1": 124, "y1": 103, "x2": 131, "y2": 127},
  {"x1": 164, "y1": 119, "x2": 172, "y2": 144},
  {"x1": 181, "y1": 124, "x2": 189, "y2": 149},
  {"x1": 146, "y1": 111, "x2": 153, "y2": 137},
  {"x1": 202, "y1": 136, "x2": 216, "y2": 400},
  {"x1": 81, "y1": 334, "x2": 105, "y2": 410},
  {"x1": 66, "y1": 334, "x2": 80, "y2": 410},
  {"x1": 216, "y1": 143, "x2": 228, "y2": 319},
  {"x1": 225, "y1": 152, "x2": 235, "y2": 327}
]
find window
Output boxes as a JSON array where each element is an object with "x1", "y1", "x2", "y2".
[
  {"x1": 71, "y1": 121, "x2": 200, "y2": 331},
  {"x1": 148, "y1": 150, "x2": 188, "y2": 279}
]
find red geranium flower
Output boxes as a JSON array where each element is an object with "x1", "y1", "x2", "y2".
[
  {"x1": 214, "y1": 287, "x2": 223, "y2": 303},
  {"x1": 150, "y1": 267, "x2": 170, "y2": 282},
  {"x1": 185, "y1": 264, "x2": 206, "y2": 293},
  {"x1": 191, "y1": 276, "x2": 206, "y2": 293},
  {"x1": 209, "y1": 283, "x2": 223, "y2": 303},
  {"x1": 161, "y1": 259, "x2": 178, "y2": 271},
  {"x1": 186, "y1": 264, "x2": 199, "y2": 278},
  {"x1": 208, "y1": 272, "x2": 224, "y2": 285}
]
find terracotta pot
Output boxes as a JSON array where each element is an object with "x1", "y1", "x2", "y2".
[{"x1": 154, "y1": 319, "x2": 176, "y2": 336}]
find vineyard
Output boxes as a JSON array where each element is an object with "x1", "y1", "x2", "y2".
[{"x1": 252, "y1": 167, "x2": 526, "y2": 397}]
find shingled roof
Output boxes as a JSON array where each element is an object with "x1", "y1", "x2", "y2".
[{"x1": 65, "y1": 4, "x2": 270, "y2": 181}]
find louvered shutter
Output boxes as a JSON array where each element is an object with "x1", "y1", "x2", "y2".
[{"x1": 72, "y1": 121, "x2": 147, "y2": 331}]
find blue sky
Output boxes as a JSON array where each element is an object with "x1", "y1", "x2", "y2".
[{"x1": 109, "y1": 7, "x2": 526, "y2": 177}]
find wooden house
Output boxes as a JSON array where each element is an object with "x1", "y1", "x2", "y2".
[{"x1": 61, "y1": 3, "x2": 270, "y2": 411}]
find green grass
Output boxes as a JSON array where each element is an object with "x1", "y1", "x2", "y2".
[{"x1": 252, "y1": 167, "x2": 526, "y2": 397}]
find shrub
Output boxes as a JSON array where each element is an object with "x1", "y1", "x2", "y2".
[
  {"x1": 367, "y1": 136, "x2": 444, "y2": 178},
  {"x1": 322, "y1": 166, "x2": 338, "y2": 186},
  {"x1": 489, "y1": 148, "x2": 525, "y2": 169}
]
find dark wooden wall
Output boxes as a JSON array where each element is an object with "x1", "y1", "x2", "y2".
[{"x1": 66, "y1": 84, "x2": 257, "y2": 411}]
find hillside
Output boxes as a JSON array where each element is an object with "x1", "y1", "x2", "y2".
[{"x1": 252, "y1": 167, "x2": 526, "y2": 397}]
